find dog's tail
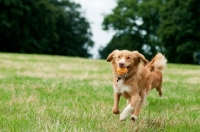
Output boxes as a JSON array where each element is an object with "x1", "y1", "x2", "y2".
[{"x1": 146, "y1": 53, "x2": 167, "y2": 72}]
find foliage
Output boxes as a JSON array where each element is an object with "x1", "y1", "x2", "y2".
[
  {"x1": 99, "y1": 0, "x2": 163, "y2": 60},
  {"x1": 0, "y1": 0, "x2": 93, "y2": 57},
  {"x1": 99, "y1": 0, "x2": 200, "y2": 64},
  {"x1": 158, "y1": 0, "x2": 200, "y2": 64},
  {"x1": 0, "y1": 53, "x2": 200, "y2": 131}
]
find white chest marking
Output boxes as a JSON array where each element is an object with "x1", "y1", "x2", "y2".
[{"x1": 113, "y1": 80, "x2": 130, "y2": 94}]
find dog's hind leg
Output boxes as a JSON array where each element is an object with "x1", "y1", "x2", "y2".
[
  {"x1": 157, "y1": 74, "x2": 163, "y2": 97},
  {"x1": 112, "y1": 92, "x2": 121, "y2": 114},
  {"x1": 156, "y1": 83, "x2": 162, "y2": 97}
]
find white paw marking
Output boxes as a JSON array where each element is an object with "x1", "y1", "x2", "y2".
[
  {"x1": 131, "y1": 114, "x2": 137, "y2": 121},
  {"x1": 119, "y1": 104, "x2": 134, "y2": 121}
]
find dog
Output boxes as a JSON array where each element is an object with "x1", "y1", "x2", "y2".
[{"x1": 106, "y1": 50, "x2": 167, "y2": 122}]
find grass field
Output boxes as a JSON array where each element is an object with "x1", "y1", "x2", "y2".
[{"x1": 0, "y1": 53, "x2": 200, "y2": 132}]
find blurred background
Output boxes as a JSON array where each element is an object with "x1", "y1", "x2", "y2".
[{"x1": 0, "y1": 0, "x2": 199, "y2": 64}]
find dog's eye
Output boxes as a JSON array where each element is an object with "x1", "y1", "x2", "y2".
[
  {"x1": 118, "y1": 56, "x2": 121, "y2": 59},
  {"x1": 127, "y1": 56, "x2": 131, "y2": 59}
]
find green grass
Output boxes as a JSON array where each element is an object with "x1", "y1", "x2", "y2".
[{"x1": 0, "y1": 53, "x2": 200, "y2": 132}]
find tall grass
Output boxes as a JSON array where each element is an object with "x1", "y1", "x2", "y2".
[{"x1": 0, "y1": 53, "x2": 199, "y2": 132}]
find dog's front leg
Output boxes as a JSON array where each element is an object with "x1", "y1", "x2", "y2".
[
  {"x1": 119, "y1": 93, "x2": 138, "y2": 121},
  {"x1": 112, "y1": 92, "x2": 121, "y2": 114},
  {"x1": 131, "y1": 90, "x2": 146, "y2": 122}
]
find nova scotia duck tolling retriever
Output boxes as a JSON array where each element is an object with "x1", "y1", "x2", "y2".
[{"x1": 106, "y1": 50, "x2": 167, "y2": 122}]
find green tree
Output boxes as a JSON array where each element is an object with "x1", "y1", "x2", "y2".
[
  {"x1": 158, "y1": 0, "x2": 200, "y2": 64},
  {"x1": 99, "y1": 0, "x2": 163, "y2": 60},
  {"x1": 0, "y1": 0, "x2": 93, "y2": 57},
  {"x1": 54, "y1": 1, "x2": 94, "y2": 57},
  {"x1": 100, "y1": 0, "x2": 200, "y2": 64}
]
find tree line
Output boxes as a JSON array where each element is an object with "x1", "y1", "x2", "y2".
[
  {"x1": 0, "y1": 0, "x2": 199, "y2": 64},
  {"x1": 99, "y1": 0, "x2": 200, "y2": 64},
  {"x1": 0, "y1": 0, "x2": 93, "y2": 57}
]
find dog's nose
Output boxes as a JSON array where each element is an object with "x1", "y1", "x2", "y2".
[{"x1": 119, "y1": 62, "x2": 125, "y2": 67}]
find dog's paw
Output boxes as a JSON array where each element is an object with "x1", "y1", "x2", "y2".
[
  {"x1": 119, "y1": 110, "x2": 130, "y2": 121},
  {"x1": 112, "y1": 107, "x2": 120, "y2": 114},
  {"x1": 119, "y1": 104, "x2": 134, "y2": 121},
  {"x1": 131, "y1": 114, "x2": 137, "y2": 122},
  {"x1": 159, "y1": 92, "x2": 162, "y2": 97},
  {"x1": 119, "y1": 114, "x2": 127, "y2": 121}
]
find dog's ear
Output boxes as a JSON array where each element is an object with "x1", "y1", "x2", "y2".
[
  {"x1": 132, "y1": 51, "x2": 149, "y2": 65},
  {"x1": 106, "y1": 49, "x2": 119, "y2": 62}
]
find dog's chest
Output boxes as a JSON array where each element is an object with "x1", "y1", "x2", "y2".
[{"x1": 113, "y1": 80, "x2": 130, "y2": 94}]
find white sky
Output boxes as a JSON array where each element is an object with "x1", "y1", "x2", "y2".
[{"x1": 72, "y1": 0, "x2": 117, "y2": 58}]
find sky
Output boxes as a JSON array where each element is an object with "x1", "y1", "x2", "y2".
[{"x1": 72, "y1": 0, "x2": 117, "y2": 58}]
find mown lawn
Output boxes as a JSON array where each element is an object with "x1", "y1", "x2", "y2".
[{"x1": 0, "y1": 53, "x2": 200, "y2": 132}]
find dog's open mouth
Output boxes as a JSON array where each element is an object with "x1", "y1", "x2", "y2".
[{"x1": 118, "y1": 65, "x2": 130, "y2": 69}]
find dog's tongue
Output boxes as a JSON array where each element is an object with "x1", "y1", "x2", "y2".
[{"x1": 117, "y1": 67, "x2": 128, "y2": 75}]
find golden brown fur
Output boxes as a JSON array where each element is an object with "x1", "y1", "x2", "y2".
[
  {"x1": 107, "y1": 50, "x2": 167, "y2": 122},
  {"x1": 151, "y1": 70, "x2": 163, "y2": 96},
  {"x1": 146, "y1": 53, "x2": 167, "y2": 96}
]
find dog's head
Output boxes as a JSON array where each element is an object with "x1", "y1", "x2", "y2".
[{"x1": 107, "y1": 50, "x2": 148, "y2": 69}]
